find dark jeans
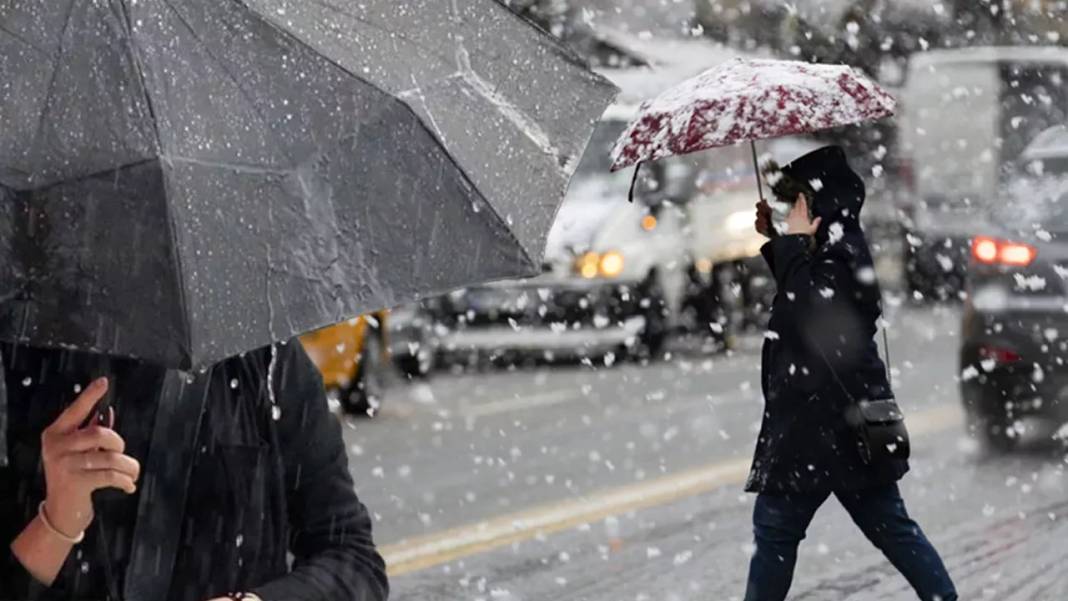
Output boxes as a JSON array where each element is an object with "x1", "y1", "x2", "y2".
[{"x1": 744, "y1": 483, "x2": 957, "y2": 601}]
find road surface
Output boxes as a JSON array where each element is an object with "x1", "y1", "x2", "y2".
[{"x1": 341, "y1": 303, "x2": 1068, "y2": 600}]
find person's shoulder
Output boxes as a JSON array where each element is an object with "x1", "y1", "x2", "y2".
[{"x1": 818, "y1": 229, "x2": 867, "y2": 259}]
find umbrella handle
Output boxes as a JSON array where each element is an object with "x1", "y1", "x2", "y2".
[
  {"x1": 750, "y1": 140, "x2": 765, "y2": 204},
  {"x1": 627, "y1": 162, "x2": 642, "y2": 203}
]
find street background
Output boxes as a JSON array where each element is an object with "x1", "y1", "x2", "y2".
[
  {"x1": 315, "y1": 1, "x2": 1068, "y2": 599},
  {"x1": 344, "y1": 301, "x2": 1068, "y2": 600}
]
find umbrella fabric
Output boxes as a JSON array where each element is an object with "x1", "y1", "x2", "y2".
[
  {"x1": 0, "y1": 0, "x2": 617, "y2": 370},
  {"x1": 609, "y1": 58, "x2": 895, "y2": 171}
]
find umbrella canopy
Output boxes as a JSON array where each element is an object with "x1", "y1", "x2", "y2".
[
  {"x1": 0, "y1": 0, "x2": 617, "y2": 370},
  {"x1": 609, "y1": 58, "x2": 895, "y2": 171}
]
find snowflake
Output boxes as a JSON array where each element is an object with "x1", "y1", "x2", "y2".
[
  {"x1": 936, "y1": 254, "x2": 954, "y2": 273},
  {"x1": 1014, "y1": 274, "x2": 1047, "y2": 292},
  {"x1": 856, "y1": 266, "x2": 876, "y2": 284},
  {"x1": 827, "y1": 222, "x2": 844, "y2": 244}
]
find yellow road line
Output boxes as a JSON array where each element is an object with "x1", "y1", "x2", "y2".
[{"x1": 382, "y1": 403, "x2": 964, "y2": 576}]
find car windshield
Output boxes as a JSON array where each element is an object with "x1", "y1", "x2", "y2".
[
  {"x1": 566, "y1": 120, "x2": 634, "y2": 203},
  {"x1": 1018, "y1": 156, "x2": 1068, "y2": 178},
  {"x1": 994, "y1": 175, "x2": 1068, "y2": 231}
]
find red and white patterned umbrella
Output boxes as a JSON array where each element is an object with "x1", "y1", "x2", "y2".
[{"x1": 609, "y1": 58, "x2": 896, "y2": 175}]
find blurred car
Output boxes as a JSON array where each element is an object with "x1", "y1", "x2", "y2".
[
  {"x1": 960, "y1": 125, "x2": 1068, "y2": 449},
  {"x1": 898, "y1": 46, "x2": 1068, "y2": 301},
  {"x1": 434, "y1": 172, "x2": 680, "y2": 362},
  {"x1": 387, "y1": 300, "x2": 438, "y2": 378},
  {"x1": 432, "y1": 49, "x2": 730, "y2": 363},
  {"x1": 300, "y1": 312, "x2": 389, "y2": 416}
]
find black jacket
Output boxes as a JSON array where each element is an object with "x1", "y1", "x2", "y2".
[
  {"x1": 745, "y1": 146, "x2": 908, "y2": 494},
  {"x1": 0, "y1": 341, "x2": 388, "y2": 601}
]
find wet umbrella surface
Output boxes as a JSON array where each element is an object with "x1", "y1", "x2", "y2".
[{"x1": 0, "y1": 0, "x2": 616, "y2": 370}]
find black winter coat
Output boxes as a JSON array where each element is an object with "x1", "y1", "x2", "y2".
[
  {"x1": 745, "y1": 146, "x2": 909, "y2": 494},
  {"x1": 0, "y1": 341, "x2": 388, "y2": 601}
]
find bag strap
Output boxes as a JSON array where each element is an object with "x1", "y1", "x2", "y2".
[
  {"x1": 0, "y1": 346, "x2": 7, "y2": 469},
  {"x1": 881, "y1": 323, "x2": 893, "y2": 390},
  {"x1": 810, "y1": 339, "x2": 859, "y2": 406},
  {"x1": 810, "y1": 320, "x2": 893, "y2": 407}
]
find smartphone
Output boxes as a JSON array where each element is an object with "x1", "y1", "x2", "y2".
[
  {"x1": 78, "y1": 390, "x2": 111, "y2": 429},
  {"x1": 79, "y1": 367, "x2": 114, "y2": 430}
]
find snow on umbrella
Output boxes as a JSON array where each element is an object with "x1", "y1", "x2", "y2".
[
  {"x1": 608, "y1": 58, "x2": 895, "y2": 201},
  {"x1": 0, "y1": 0, "x2": 618, "y2": 370}
]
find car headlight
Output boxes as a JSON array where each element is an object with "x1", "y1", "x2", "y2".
[
  {"x1": 575, "y1": 251, "x2": 625, "y2": 278},
  {"x1": 599, "y1": 251, "x2": 625, "y2": 278},
  {"x1": 577, "y1": 252, "x2": 600, "y2": 279},
  {"x1": 725, "y1": 209, "x2": 753, "y2": 233}
]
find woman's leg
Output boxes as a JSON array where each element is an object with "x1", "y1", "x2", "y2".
[
  {"x1": 744, "y1": 491, "x2": 827, "y2": 601},
  {"x1": 836, "y1": 484, "x2": 957, "y2": 601}
]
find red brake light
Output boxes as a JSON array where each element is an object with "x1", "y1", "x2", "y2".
[
  {"x1": 1000, "y1": 242, "x2": 1036, "y2": 266},
  {"x1": 971, "y1": 236, "x2": 1036, "y2": 267},
  {"x1": 978, "y1": 345, "x2": 1021, "y2": 364},
  {"x1": 972, "y1": 237, "x2": 998, "y2": 264}
]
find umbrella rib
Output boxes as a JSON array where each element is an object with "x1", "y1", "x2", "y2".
[
  {"x1": 302, "y1": 0, "x2": 455, "y2": 67},
  {"x1": 26, "y1": 0, "x2": 78, "y2": 182},
  {"x1": 9, "y1": 157, "x2": 158, "y2": 195},
  {"x1": 0, "y1": 22, "x2": 50, "y2": 57},
  {"x1": 229, "y1": 0, "x2": 535, "y2": 270},
  {"x1": 165, "y1": 156, "x2": 294, "y2": 175},
  {"x1": 159, "y1": 0, "x2": 294, "y2": 166},
  {"x1": 229, "y1": 0, "x2": 482, "y2": 145},
  {"x1": 114, "y1": 0, "x2": 164, "y2": 158},
  {"x1": 488, "y1": 0, "x2": 600, "y2": 73}
]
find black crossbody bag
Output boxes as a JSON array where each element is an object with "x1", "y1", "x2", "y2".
[{"x1": 814, "y1": 327, "x2": 911, "y2": 465}]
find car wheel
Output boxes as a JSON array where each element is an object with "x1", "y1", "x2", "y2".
[
  {"x1": 979, "y1": 420, "x2": 1018, "y2": 454},
  {"x1": 904, "y1": 261, "x2": 927, "y2": 302},
  {"x1": 340, "y1": 333, "x2": 386, "y2": 417},
  {"x1": 709, "y1": 263, "x2": 743, "y2": 351},
  {"x1": 396, "y1": 348, "x2": 434, "y2": 379},
  {"x1": 637, "y1": 277, "x2": 668, "y2": 360},
  {"x1": 964, "y1": 404, "x2": 1017, "y2": 454}
]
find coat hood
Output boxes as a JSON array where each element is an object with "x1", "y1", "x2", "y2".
[{"x1": 780, "y1": 145, "x2": 865, "y2": 245}]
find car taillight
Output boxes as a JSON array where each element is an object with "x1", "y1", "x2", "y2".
[
  {"x1": 971, "y1": 236, "x2": 1036, "y2": 266},
  {"x1": 978, "y1": 345, "x2": 1021, "y2": 364}
]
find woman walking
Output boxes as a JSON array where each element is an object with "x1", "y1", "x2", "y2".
[{"x1": 744, "y1": 145, "x2": 956, "y2": 601}]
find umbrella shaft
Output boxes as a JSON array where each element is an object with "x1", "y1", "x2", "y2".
[{"x1": 750, "y1": 140, "x2": 765, "y2": 204}]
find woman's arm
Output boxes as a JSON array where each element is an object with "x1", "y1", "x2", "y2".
[
  {"x1": 251, "y1": 343, "x2": 388, "y2": 601},
  {"x1": 767, "y1": 234, "x2": 851, "y2": 310},
  {"x1": 9, "y1": 514, "x2": 79, "y2": 586},
  {"x1": 5, "y1": 379, "x2": 139, "y2": 590}
]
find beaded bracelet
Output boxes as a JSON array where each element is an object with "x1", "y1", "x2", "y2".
[{"x1": 37, "y1": 501, "x2": 85, "y2": 544}]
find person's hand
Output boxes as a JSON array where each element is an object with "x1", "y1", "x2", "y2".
[
  {"x1": 754, "y1": 199, "x2": 774, "y2": 238},
  {"x1": 785, "y1": 194, "x2": 821, "y2": 236},
  {"x1": 41, "y1": 378, "x2": 140, "y2": 539}
]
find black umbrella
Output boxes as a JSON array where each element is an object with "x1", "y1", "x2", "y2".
[{"x1": 0, "y1": 0, "x2": 617, "y2": 370}]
